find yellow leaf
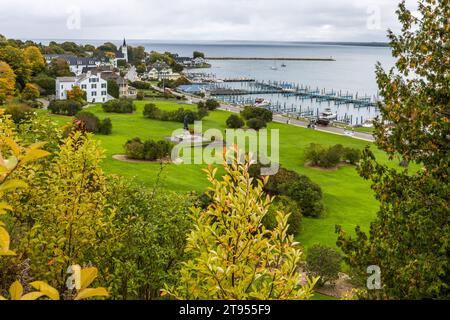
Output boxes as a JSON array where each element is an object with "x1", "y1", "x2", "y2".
[
  {"x1": 0, "y1": 179, "x2": 28, "y2": 193},
  {"x1": 20, "y1": 292, "x2": 45, "y2": 300},
  {"x1": 74, "y1": 288, "x2": 109, "y2": 300},
  {"x1": 0, "y1": 202, "x2": 13, "y2": 212},
  {"x1": 9, "y1": 281, "x2": 23, "y2": 300},
  {"x1": 20, "y1": 149, "x2": 50, "y2": 166},
  {"x1": 0, "y1": 137, "x2": 20, "y2": 156},
  {"x1": 80, "y1": 267, "x2": 98, "y2": 289},
  {"x1": 0, "y1": 227, "x2": 11, "y2": 254},
  {"x1": 30, "y1": 281, "x2": 60, "y2": 300}
]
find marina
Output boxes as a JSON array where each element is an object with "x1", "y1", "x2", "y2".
[{"x1": 178, "y1": 78, "x2": 380, "y2": 126}]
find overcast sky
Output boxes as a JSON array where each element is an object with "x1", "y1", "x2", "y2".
[{"x1": 0, "y1": 0, "x2": 418, "y2": 42}]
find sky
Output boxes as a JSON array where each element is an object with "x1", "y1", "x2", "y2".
[{"x1": 0, "y1": 0, "x2": 418, "y2": 42}]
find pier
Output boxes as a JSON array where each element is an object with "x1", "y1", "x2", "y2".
[{"x1": 208, "y1": 80, "x2": 379, "y2": 108}]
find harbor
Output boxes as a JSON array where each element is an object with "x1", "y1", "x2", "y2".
[{"x1": 178, "y1": 76, "x2": 380, "y2": 127}]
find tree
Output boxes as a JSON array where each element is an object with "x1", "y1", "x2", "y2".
[
  {"x1": 0, "y1": 45, "x2": 31, "y2": 88},
  {"x1": 22, "y1": 83, "x2": 40, "y2": 101},
  {"x1": 23, "y1": 46, "x2": 45, "y2": 75},
  {"x1": 246, "y1": 118, "x2": 267, "y2": 130},
  {"x1": 163, "y1": 151, "x2": 317, "y2": 299},
  {"x1": 107, "y1": 80, "x2": 120, "y2": 99},
  {"x1": 32, "y1": 73, "x2": 56, "y2": 96},
  {"x1": 226, "y1": 114, "x2": 245, "y2": 129},
  {"x1": 205, "y1": 99, "x2": 220, "y2": 110},
  {"x1": 193, "y1": 51, "x2": 205, "y2": 59},
  {"x1": 47, "y1": 58, "x2": 73, "y2": 77},
  {"x1": 336, "y1": 0, "x2": 450, "y2": 300},
  {"x1": 67, "y1": 85, "x2": 86, "y2": 103},
  {"x1": 0, "y1": 61, "x2": 16, "y2": 103},
  {"x1": 9, "y1": 132, "x2": 115, "y2": 292}
]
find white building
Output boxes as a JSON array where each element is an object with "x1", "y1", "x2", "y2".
[
  {"x1": 147, "y1": 67, "x2": 181, "y2": 81},
  {"x1": 113, "y1": 39, "x2": 129, "y2": 67},
  {"x1": 56, "y1": 72, "x2": 109, "y2": 103},
  {"x1": 44, "y1": 54, "x2": 100, "y2": 76}
]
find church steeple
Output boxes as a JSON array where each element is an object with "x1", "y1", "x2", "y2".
[{"x1": 123, "y1": 38, "x2": 127, "y2": 47}]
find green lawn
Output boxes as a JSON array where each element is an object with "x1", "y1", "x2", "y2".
[{"x1": 45, "y1": 99, "x2": 398, "y2": 250}]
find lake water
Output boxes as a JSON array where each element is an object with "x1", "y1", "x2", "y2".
[
  {"x1": 37, "y1": 40, "x2": 396, "y2": 124},
  {"x1": 142, "y1": 41, "x2": 394, "y2": 125}
]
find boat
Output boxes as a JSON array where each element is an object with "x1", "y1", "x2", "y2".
[
  {"x1": 362, "y1": 119, "x2": 374, "y2": 128},
  {"x1": 319, "y1": 108, "x2": 338, "y2": 120},
  {"x1": 281, "y1": 63, "x2": 287, "y2": 67},
  {"x1": 254, "y1": 98, "x2": 270, "y2": 108}
]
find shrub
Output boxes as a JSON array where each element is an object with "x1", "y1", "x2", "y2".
[
  {"x1": 304, "y1": 143, "x2": 326, "y2": 167},
  {"x1": 125, "y1": 138, "x2": 174, "y2": 161},
  {"x1": 136, "y1": 91, "x2": 145, "y2": 100},
  {"x1": 241, "y1": 106, "x2": 273, "y2": 123},
  {"x1": 23, "y1": 100, "x2": 43, "y2": 109},
  {"x1": 48, "y1": 100, "x2": 82, "y2": 116},
  {"x1": 4, "y1": 103, "x2": 34, "y2": 123},
  {"x1": 344, "y1": 147, "x2": 361, "y2": 165},
  {"x1": 143, "y1": 104, "x2": 203, "y2": 123},
  {"x1": 285, "y1": 177, "x2": 324, "y2": 218},
  {"x1": 321, "y1": 144, "x2": 344, "y2": 168},
  {"x1": 246, "y1": 118, "x2": 267, "y2": 130},
  {"x1": 99, "y1": 118, "x2": 112, "y2": 135},
  {"x1": 131, "y1": 81, "x2": 152, "y2": 90},
  {"x1": 305, "y1": 143, "x2": 360, "y2": 168},
  {"x1": 102, "y1": 98, "x2": 135, "y2": 113},
  {"x1": 250, "y1": 165, "x2": 324, "y2": 218},
  {"x1": 307, "y1": 245, "x2": 342, "y2": 287},
  {"x1": 226, "y1": 114, "x2": 245, "y2": 129},
  {"x1": 124, "y1": 137, "x2": 145, "y2": 159},
  {"x1": 75, "y1": 111, "x2": 100, "y2": 133},
  {"x1": 143, "y1": 103, "x2": 159, "y2": 118},
  {"x1": 264, "y1": 196, "x2": 302, "y2": 236},
  {"x1": 205, "y1": 99, "x2": 220, "y2": 110}
]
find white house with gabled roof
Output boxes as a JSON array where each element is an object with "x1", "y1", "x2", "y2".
[{"x1": 56, "y1": 72, "x2": 109, "y2": 103}]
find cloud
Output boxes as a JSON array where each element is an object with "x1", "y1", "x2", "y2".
[{"x1": 0, "y1": 0, "x2": 417, "y2": 41}]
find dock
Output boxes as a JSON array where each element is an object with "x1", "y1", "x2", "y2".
[{"x1": 208, "y1": 80, "x2": 379, "y2": 108}]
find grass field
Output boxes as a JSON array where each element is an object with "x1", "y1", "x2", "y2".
[{"x1": 46, "y1": 99, "x2": 398, "y2": 250}]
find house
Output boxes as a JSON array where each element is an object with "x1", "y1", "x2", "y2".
[
  {"x1": 147, "y1": 67, "x2": 180, "y2": 81},
  {"x1": 44, "y1": 54, "x2": 100, "y2": 76},
  {"x1": 192, "y1": 57, "x2": 206, "y2": 66},
  {"x1": 100, "y1": 71, "x2": 130, "y2": 98},
  {"x1": 56, "y1": 72, "x2": 109, "y2": 103}
]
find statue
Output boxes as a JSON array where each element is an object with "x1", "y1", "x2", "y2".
[{"x1": 183, "y1": 114, "x2": 190, "y2": 132}]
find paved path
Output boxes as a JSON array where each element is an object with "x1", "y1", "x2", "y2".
[{"x1": 37, "y1": 98, "x2": 49, "y2": 110}]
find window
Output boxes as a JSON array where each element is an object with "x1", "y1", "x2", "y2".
[
  {"x1": 101, "y1": 91, "x2": 107, "y2": 96},
  {"x1": 92, "y1": 92, "x2": 97, "y2": 96},
  {"x1": 81, "y1": 84, "x2": 87, "y2": 89},
  {"x1": 91, "y1": 84, "x2": 97, "y2": 89},
  {"x1": 101, "y1": 83, "x2": 107, "y2": 88}
]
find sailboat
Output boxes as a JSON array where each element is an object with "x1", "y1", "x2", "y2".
[{"x1": 270, "y1": 61, "x2": 278, "y2": 70}]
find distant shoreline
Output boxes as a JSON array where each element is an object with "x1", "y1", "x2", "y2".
[{"x1": 28, "y1": 38, "x2": 390, "y2": 48}]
